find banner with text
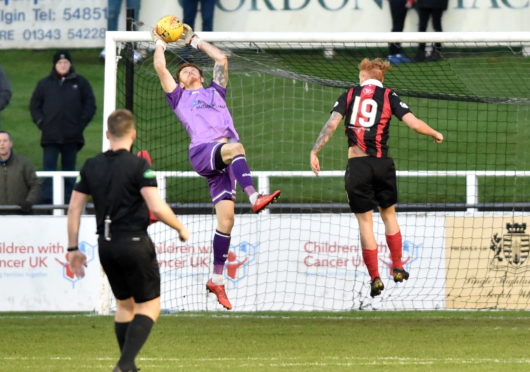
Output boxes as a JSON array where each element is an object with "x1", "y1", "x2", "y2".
[
  {"x1": 445, "y1": 216, "x2": 530, "y2": 310},
  {"x1": 0, "y1": 0, "x2": 528, "y2": 49},
  {"x1": 0, "y1": 213, "x2": 446, "y2": 312},
  {"x1": 148, "y1": 213, "x2": 446, "y2": 312},
  {"x1": 0, "y1": 216, "x2": 100, "y2": 311},
  {"x1": 0, "y1": 0, "x2": 107, "y2": 49}
]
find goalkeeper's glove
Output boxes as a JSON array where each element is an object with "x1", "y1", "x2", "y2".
[
  {"x1": 182, "y1": 24, "x2": 201, "y2": 49},
  {"x1": 151, "y1": 27, "x2": 167, "y2": 51}
]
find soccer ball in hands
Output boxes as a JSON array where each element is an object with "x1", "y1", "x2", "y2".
[{"x1": 155, "y1": 15, "x2": 184, "y2": 43}]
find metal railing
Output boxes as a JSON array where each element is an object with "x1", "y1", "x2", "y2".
[{"x1": 23, "y1": 170, "x2": 530, "y2": 215}]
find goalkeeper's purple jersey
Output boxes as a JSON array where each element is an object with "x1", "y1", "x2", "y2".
[{"x1": 165, "y1": 81, "x2": 239, "y2": 149}]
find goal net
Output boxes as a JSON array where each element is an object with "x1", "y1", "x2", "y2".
[{"x1": 102, "y1": 31, "x2": 530, "y2": 313}]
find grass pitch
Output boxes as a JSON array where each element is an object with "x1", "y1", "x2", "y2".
[{"x1": 1, "y1": 311, "x2": 530, "y2": 371}]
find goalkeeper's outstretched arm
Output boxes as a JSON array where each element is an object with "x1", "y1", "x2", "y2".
[
  {"x1": 183, "y1": 26, "x2": 228, "y2": 88},
  {"x1": 199, "y1": 40, "x2": 228, "y2": 88},
  {"x1": 153, "y1": 39, "x2": 177, "y2": 94}
]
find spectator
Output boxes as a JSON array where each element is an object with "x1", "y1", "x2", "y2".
[
  {"x1": 0, "y1": 66, "x2": 12, "y2": 128},
  {"x1": 30, "y1": 50, "x2": 96, "y2": 205},
  {"x1": 182, "y1": 0, "x2": 216, "y2": 31},
  {"x1": 415, "y1": 0, "x2": 448, "y2": 61},
  {"x1": 0, "y1": 130, "x2": 41, "y2": 215},
  {"x1": 100, "y1": 0, "x2": 142, "y2": 62},
  {"x1": 387, "y1": 0, "x2": 415, "y2": 65}
]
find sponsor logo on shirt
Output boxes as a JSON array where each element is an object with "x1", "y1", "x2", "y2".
[
  {"x1": 362, "y1": 87, "x2": 374, "y2": 95},
  {"x1": 191, "y1": 100, "x2": 227, "y2": 110},
  {"x1": 143, "y1": 169, "x2": 156, "y2": 179}
]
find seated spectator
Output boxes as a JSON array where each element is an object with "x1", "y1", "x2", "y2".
[{"x1": 0, "y1": 130, "x2": 41, "y2": 214}]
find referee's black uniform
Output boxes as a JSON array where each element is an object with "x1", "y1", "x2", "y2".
[{"x1": 74, "y1": 149, "x2": 160, "y2": 303}]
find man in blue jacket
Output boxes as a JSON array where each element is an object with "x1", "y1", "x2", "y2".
[{"x1": 30, "y1": 50, "x2": 96, "y2": 206}]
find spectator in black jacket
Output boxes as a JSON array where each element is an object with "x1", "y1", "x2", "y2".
[
  {"x1": 0, "y1": 66, "x2": 12, "y2": 128},
  {"x1": 30, "y1": 50, "x2": 96, "y2": 205},
  {"x1": 415, "y1": 0, "x2": 448, "y2": 61}
]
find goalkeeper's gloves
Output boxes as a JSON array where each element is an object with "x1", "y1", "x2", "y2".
[
  {"x1": 151, "y1": 27, "x2": 167, "y2": 51},
  {"x1": 182, "y1": 24, "x2": 201, "y2": 49}
]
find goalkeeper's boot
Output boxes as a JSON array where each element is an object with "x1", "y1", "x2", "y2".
[
  {"x1": 251, "y1": 190, "x2": 281, "y2": 213},
  {"x1": 393, "y1": 267, "x2": 409, "y2": 283},
  {"x1": 206, "y1": 279, "x2": 233, "y2": 310},
  {"x1": 370, "y1": 277, "x2": 384, "y2": 298}
]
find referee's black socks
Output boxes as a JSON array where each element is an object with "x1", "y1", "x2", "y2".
[
  {"x1": 117, "y1": 314, "x2": 154, "y2": 371},
  {"x1": 114, "y1": 321, "x2": 131, "y2": 352}
]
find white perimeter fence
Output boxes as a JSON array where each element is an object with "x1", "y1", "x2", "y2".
[{"x1": 34, "y1": 170, "x2": 530, "y2": 215}]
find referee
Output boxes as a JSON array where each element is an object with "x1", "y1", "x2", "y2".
[
  {"x1": 67, "y1": 109, "x2": 189, "y2": 372},
  {"x1": 310, "y1": 58, "x2": 443, "y2": 299}
]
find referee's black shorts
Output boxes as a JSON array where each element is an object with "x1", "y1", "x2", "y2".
[
  {"x1": 98, "y1": 232, "x2": 160, "y2": 303},
  {"x1": 344, "y1": 156, "x2": 398, "y2": 214}
]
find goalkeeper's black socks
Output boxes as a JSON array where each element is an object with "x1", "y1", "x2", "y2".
[
  {"x1": 114, "y1": 321, "x2": 131, "y2": 352},
  {"x1": 117, "y1": 314, "x2": 154, "y2": 371}
]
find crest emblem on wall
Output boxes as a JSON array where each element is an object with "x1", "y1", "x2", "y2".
[{"x1": 490, "y1": 223, "x2": 530, "y2": 271}]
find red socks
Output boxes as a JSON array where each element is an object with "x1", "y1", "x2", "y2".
[
  {"x1": 386, "y1": 231, "x2": 403, "y2": 269},
  {"x1": 362, "y1": 249, "x2": 380, "y2": 281}
]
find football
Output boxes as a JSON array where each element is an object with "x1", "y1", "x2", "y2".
[{"x1": 155, "y1": 15, "x2": 184, "y2": 43}]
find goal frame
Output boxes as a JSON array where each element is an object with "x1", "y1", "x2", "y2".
[
  {"x1": 103, "y1": 31, "x2": 530, "y2": 151},
  {"x1": 98, "y1": 31, "x2": 530, "y2": 315}
]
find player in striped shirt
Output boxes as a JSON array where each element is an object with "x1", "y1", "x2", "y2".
[{"x1": 310, "y1": 58, "x2": 443, "y2": 298}]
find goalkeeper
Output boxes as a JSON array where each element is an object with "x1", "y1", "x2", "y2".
[
  {"x1": 152, "y1": 24, "x2": 280, "y2": 310},
  {"x1": 310, "y1": 58, "x2": 443, "y2": 298}
]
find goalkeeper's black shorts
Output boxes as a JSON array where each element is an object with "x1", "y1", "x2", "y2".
[
  {"x1": 98, "y1": 232, "x2": 160, "y2": 303},
  {"x1": 344, "y1": 156, "x2": 398, "y2": 214}
]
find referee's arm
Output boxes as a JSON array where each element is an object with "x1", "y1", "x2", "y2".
[
  {"x1": 141, "y1": 186, "x2": 189, "y2": 242},
  {"x1": 67, "y1": 190, "x2": 89, "y2": 277},
  {"x1": 67, "y1": 190, "x2": 88, "y2": 248}
]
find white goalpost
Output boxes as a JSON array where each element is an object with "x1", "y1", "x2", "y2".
[{"x1": 99, "y1": 31, "x2": 530, "y2": 314}]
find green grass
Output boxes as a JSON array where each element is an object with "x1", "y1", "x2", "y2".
[{"x1": 1, "y1": 311, "x2": 530, "y2": 371}]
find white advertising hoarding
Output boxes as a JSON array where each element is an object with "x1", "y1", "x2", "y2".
[
  {"x1": 0, "y1": 0, "x2": 107, "y2": 49},
  {"x1": 0, "y1": 216, "x2": 100, "y2": 311},
  {"x1": 0, "y1": 213, "x2": 446, "y2": 312},
  {"x1": 150, "y1": 213, "x2": 446, "y2": 312},
  {"x1": 0, "y1": 0, "x2": 528, "y2": 49}
]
